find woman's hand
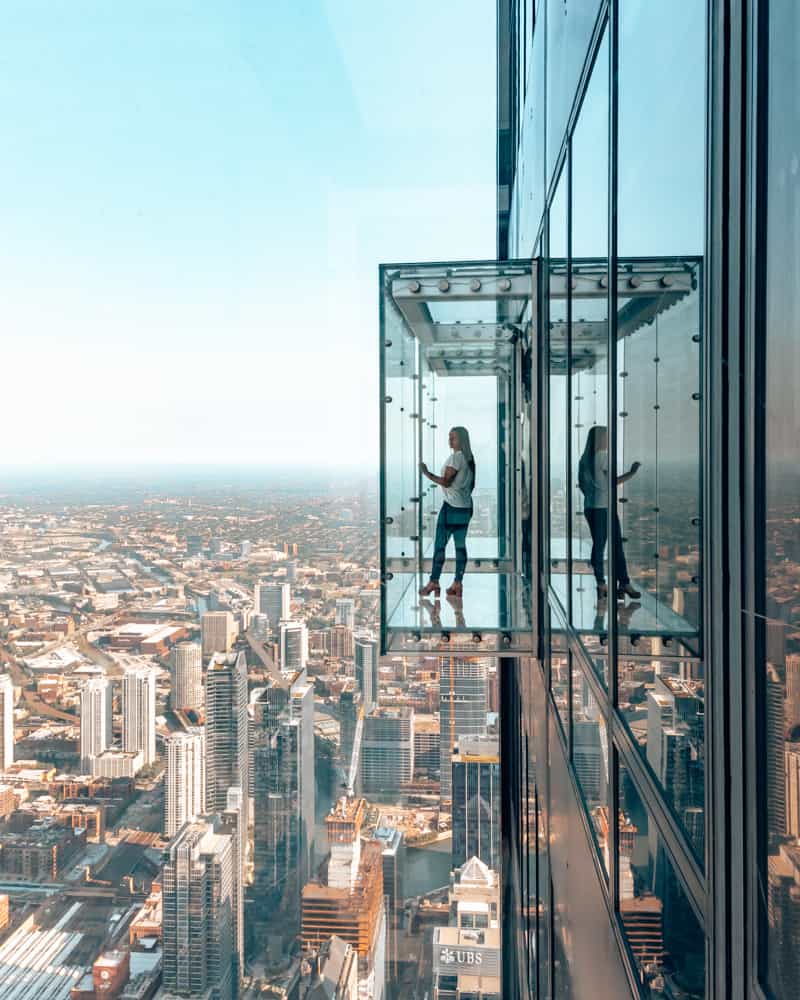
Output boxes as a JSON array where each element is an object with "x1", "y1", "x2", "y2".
[
  {"x1": 419, "y1": 462, "x2": 429, "y2": 476},
  {"x1": 629, "y1": 461, "x2": 641, "y2": 476}
]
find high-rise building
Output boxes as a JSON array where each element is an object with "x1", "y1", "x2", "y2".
[
  {"x1": 439, "y1": 659, "x2": 489, "y2": 802},
  {"x1": 220, "y1": 785, "x2": 245, "y2": 986},
  {"x1": 171, "y1": 641, "x2": 203, "y2": 712},
  {"x1": 329, "y1": 624, "x2": 354, "y2": 660},
  {"x1": 254, "y1": 582, "x2": 290, "y2": 636},
  {"x1": 164, "y1": 728, "x2": 205, "y2": 837},
  {"x1": 785, "y1": 743, "x2": 800, "y2": 840},
  {"x1": 432, "y1": 856, "x2": 501, "y2": 1000},
  {"x1": 413, "y1": 714, "x2": 440, "y2": 779},
  {"x1": 339, "y1": 684, "x2": 362, "y2": 770},
  {"x1": 370, "y1": 0, "x2": 800, "y2": 994},
  {"x1": 205, "y1": 649, "x2": 249, "y2": 902},
  {"x1": 451, "y1": 735, "x2": 500, "y2": 872},
  {"x1": 80, "y1": 673, "x2": 112, "y2": 772},
  {"x1": 161, "y1": 819, "x2": 235, "y2": 1000},
  {"x1": 251, "y1": 672, "x2": 315, "y2": 932},
  {"x1": 122, "y1": 666, "x2": 156, "y2": 766},
  {"x1": 302, "y1": 798, "x2": 386, "y2": 1000},
  {"x1": 360, "y1": 708, "x2": 414, "y2": 797},
  {"x1": 201, "y1": 611, "x2": 236, "y2": 658},
  {"x1": 249, "y1": 613, "x2": 270, "y2": 641},
  {"x1": 336, "y1": 599, "x2": 356, "y2": 629},
  {"x1": 354, "y1": 631, "x2": 379, "y2": 713},
  {"x1": 280, "y1": 619, "x2": 308, "y2": 674},
  {"x1": 0, "y1": 674, "x2": 14, "y2": 772},
  {"x1": 374, "y1": 823, "x2": 405, "y2": 998}
]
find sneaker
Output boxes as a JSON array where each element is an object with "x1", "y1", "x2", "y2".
[
  {"x1": 617, "y1": 583, "x2": 641, "y2": 601},
  {"x1": 597, "y1": 581, "x2": 608, "y2": 600},
  {"x1": 419, "y1": 580, "x2": 441, "y2": 597},
  {"x1": 446, "y1": 580, "x2": 463, "y2": 598}
]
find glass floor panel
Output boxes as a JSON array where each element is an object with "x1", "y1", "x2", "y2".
[
  {"x1": 550, "y1": 573, "x2": 699, "y2": 646},
  {"x1": 383, "y1": 571, "x2": 533, "y2": 656}
]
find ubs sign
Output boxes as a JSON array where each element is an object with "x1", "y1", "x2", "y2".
[{"x1": 434, "y1": 945, "x2": 500, "y2": 977}]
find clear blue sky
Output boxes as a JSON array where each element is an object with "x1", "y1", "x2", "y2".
[{"x1": 1, "y1": 1, "x2": 496, "y2": 470}]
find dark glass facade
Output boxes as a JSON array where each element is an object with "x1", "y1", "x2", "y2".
[{"x1": 495, "y1": 0, "x2": 800, "y2": 997}]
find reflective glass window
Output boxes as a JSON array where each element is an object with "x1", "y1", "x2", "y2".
[
  {"x1": 550, "y1": 628, "x2": 569, "y2": 737},
  {"x1": 616, "y1": 0, "x2": 704, "y2": 644},
  {"x1": 545, "y1": 0, "x2": 601, "y2": 187},
  {"x1": 548, "y1": 166, "x2": 568, "y2": 595},
  {"x1": 761, "y1": 2, "x2": 800, "y2": 994},
  {"x1": 516, "y1": 19, "x2": 546, "y2": 254},
  {"x1": 569, "y1": 32, "x2": 609, "y2": 648},
  {"x1": 617, "y1": 639, "x2": 705, "y2": 861},
  {"x1": 571, "y1": 658, "x2": 609, "y2": 879},
  {"x1": 618, "y1": 2, "x2": 705, "y2": 257},
  {"x1": 618, "y1": 761, "x2": 706, "y2": 997}
]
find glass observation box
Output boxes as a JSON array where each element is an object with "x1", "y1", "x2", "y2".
[
  {"x1": 379, "y1": 257, "x2": 702, "y2": 661},
  {"x1": 380, "y1": 260, "x2": 535, "y2": 656}
]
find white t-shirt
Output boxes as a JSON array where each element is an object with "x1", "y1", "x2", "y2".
[
  {"x1": 440, "y1": 450, "x2": 474, "y2": 508},
  {"x1": 578, "y1": 449, "x2": 608, "y2": 509}
]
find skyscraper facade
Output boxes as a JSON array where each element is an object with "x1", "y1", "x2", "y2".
[
  {"x1": 251, "y1": 672, "x2": 315, "y2": 930},
  {"x1": 354, "y1": 631, "x2": 379, "y2": 714},
  {"x1": 205, "y1": 650, "x2": 249, "y2": 909},
  {"x1": 373, "y1": 823, "x2": 405, "y2": 999},
  {"x1": 279, "y1": 619, "x2": 308, "y2": 674},
  {"x1": 254, "y1": 582, "x2": 290, "y2": 636},
  {"x1": 0, "y1": 674, "x2": 14, "y2": 772},
  {"x1": 164, "y1": 728, "x2": 205, "y2": 838},
  {"x1": 335, "y1": 598, "x2": 356, "y2": 629},
  {"x1": 220, "y1": 785, "x2": 245, "y2": 986},
  {"x1": 80, "y1": 673, "x2": 112, "y2": 771},
  {"x1": 360, "y1": 708, "x2": 414, "y2": 797},
  {"x1": 451, "y1": 736, "x2": 500, "y2": 873},
  {"x1": 201, "y1": 611, "x2": 235, "y2": 658},
  {"x1": 122, "y1": 666, "x2": 156, "y2": 766},
  {"x1": 439, "y1": 659, "x2": 489, "y2": 802},
  {"x1": 161, "y1": 819, "x2": 235, "y2": 1000},
  {"x1": 171, "y1": 641, "x2": 203, "y2": 712}
]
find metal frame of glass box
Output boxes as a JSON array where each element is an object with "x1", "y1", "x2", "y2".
[{"x1": 380, "y1": 256, "x2": 702, "y2": 659}]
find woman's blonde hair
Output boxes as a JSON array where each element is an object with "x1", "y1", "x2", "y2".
[{"x1": 451, "y1": 426, "x2": 476, "y2": 492}]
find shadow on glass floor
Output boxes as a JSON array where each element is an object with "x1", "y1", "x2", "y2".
[
  {"x1": 550, "y1": 572, "x2": 699, "y2": 651},
  {"x1": 383, "y1": 571, "x2": 532, "y2": 655}
]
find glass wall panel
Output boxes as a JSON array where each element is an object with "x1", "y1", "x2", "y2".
[
  {"x1": 545, "y1": 0, "x2": 601, "y2": 187},
  {"x1": 618, "y1": 761, "x2": 705, "y2": 997},
  {"x1": 548, "y1": 167, "x2": 568, "y2": 596},
  {"x1": 571, "y1": 659, "x2": 609, "y2": 879},
  {"x1": 382, "y1": 299, "x2": 419, "y2": 567},
  {"x1": 761, "y1": 2, "x2": 800, "y2": 994},
  {"x1": 617, "y1": 639, "x2": 705, "y2": 861},
  {"x1": 616, "y1": 279, "x2": 702, "y2": 632},
  {"x1": 616, "y1": 1, "x2": 705, "y2": 641},
  {"x1": 618, "y1": 2, "x2": 705, "y2": 257},
  {"x1": 570, "y1": 32, "x2": 609, "y2": 646},
  {"x1": 516, "y1": 18, "x2": 546, "y2": 254},
  {"x1": 551, "y1": 629, "x2": 569, "y2": 737}
]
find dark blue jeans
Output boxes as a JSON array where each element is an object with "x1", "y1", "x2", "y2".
[
  {"x1": 431, "y1": 502, "x2": 473, "y2": 582},
  {"x1": 584, "y1": 508, "x2": 630, "y2": 585}
]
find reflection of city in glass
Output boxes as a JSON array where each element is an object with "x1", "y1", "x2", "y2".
[{"x1": 763, "y1": 3, "x2": 800, "y2": 995}]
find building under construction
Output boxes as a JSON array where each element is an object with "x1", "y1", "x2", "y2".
[{"x1": 301, "y1": 798, "x2": 386, "y2": 1000}]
